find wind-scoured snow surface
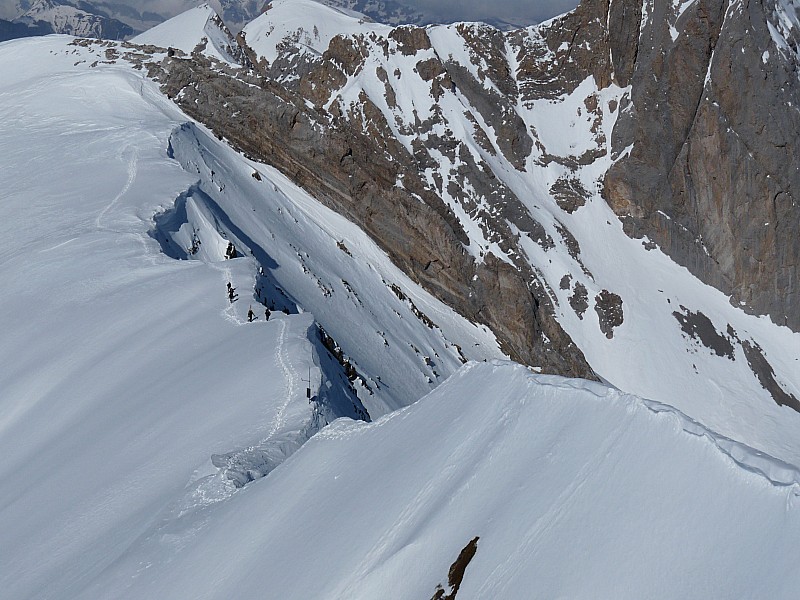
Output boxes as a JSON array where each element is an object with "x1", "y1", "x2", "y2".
[
  {"x1": 72, "y1": 362, "x2": 800, "y2": 598},
  {"x1": 0, "y1": 35, "x2": 500, "y2": 598}
]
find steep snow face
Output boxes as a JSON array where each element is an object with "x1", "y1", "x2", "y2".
[
  {"x1": 242, "y1": 0, "x2": 390, "y2": 66},
  {"x1": 131, "y1": 3, "x2": 239, "y2": 63},
  {"x1": 159, "y1": 121, "x2": 504, "y2": 416},
  {"x1": 0, "y1": 35, "x2": 502, "y2": 598},
  {"x1": 70, "y1": 361, "x2": 800, "y2": 599},
  {"x1": 239, "y1": 1, "x2": 800, "y2": 466}
]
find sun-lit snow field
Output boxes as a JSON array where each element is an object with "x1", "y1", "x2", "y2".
[
  {"x1": 3, "y1": 13, "x2": 800, "y2": 598},
  {"x1": 61, "y1": 363, "x2": 800, "y2": 599},
  {"x1": 0, "y1": 35, "x2": 500, "y2": 598}
]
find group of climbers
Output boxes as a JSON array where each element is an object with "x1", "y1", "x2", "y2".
[
  {"x1": 229, "y1": 280, "x2": 287, "y2": 324},
  {"x1": 224, "y1": 243, "x2": 294, "y2": 323}
]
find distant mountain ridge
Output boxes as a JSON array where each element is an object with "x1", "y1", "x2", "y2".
[
  {"x1": 0, "y1": 0, "x2": 540, "y2": 43},
  {"x1": 0, "y1": 0, "x2": 134, "y2": 40}
]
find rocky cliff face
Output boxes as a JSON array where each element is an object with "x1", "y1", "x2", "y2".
[
  {"x1": 604, "y1": 0, "x2": 800, "y2": 330},
  {"x1": 125, "y1": 0, "x2": 800, "y2": 411},
  {"x1": 155, "y1": 44, "x2": 595, "y2": 378}
]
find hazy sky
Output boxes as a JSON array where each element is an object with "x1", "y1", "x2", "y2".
[
  {"x1": 0, "y1": 0, "x2": 581, "y2": 26},
  {"x1": 404, "y1": 0, "x2": 579, "y2": 25}
]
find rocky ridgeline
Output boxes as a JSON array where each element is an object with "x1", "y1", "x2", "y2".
[{"x1": 138, "y1": 0, "x2": 798, "y2": 386}]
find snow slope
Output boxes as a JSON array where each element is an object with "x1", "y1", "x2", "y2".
[
  {"x1": 73, "y1": 361, "x2": 800, "y2": 599},
  {"x1": 0, "y1": 34, "x2": 501, "y2": 598},
  {"x1": 131, "y1": 3, "x2": 238, "y2": 63},
  {"x1": 3, "y1": 8, "x2": 800, "y2": 599}
]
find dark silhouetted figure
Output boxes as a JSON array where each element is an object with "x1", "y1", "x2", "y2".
[
  {"x1": 264, "y1": 307, "x2": 271, "y2": 321},
  {"x1": 225, "y1": 242, "x2": 237, "y2": 260},
  {"x1": 247, "y1": 306, "x2": 256, "y2": 322},
  {"x1": 227, "y1": 282, "x2": 237, "y2": 303}
]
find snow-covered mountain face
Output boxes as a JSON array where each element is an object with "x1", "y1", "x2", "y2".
[
  {"x1": 34, "y1": 361, "x2": 800, "y2": 599},
  {"x1": 10, "y1": 0, "x2": 134, "y2": 38},
  {"x1": 0, "y1": 33, "x2": 504, "y2": 597},
  {"x1": 140, "y1": 0, "x2": 800, "y2": 460},
  {"x1": 3, "y1": 0, "x2": 800, "y2": 597},
  {"x1": 132, "y1": 3, "x2": 244, "y2": 62}
]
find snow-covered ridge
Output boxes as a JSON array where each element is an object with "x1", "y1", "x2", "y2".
[
  {"x1": 74, "y1": 361, "x2": 800, "y2": 598},
  {"x1": 242, "y1": 0, "x2": 390, "y2": 66},
  {"x1": 643, "y1": 397, "x2": 800, "y2": 488},
  {"x1": 439, "y1": 363, "x2": 800, "y2": 491},
  {"x1": 159, "y1": 118, "x2": 504, "y2": 415},
  {"x1": 132, "y1": 3, "x2": 239, "y2": 63},
  {"x1": 0, "y1": 34, "x2": 501, "y2": 598}
]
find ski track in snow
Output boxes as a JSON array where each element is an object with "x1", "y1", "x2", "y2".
[
  {"x1": 271, "y1": 317, "x2": 298, "y2": 436},
  {"x1": 96, "y1": 144, "x2": 138, "y2": 231}
]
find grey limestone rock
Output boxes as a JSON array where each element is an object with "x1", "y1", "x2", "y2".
[{"x1": 604, "y1": 0, "x2": 800, "y2": 330}]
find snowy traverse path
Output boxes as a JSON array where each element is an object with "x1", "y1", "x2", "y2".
[
  {"x1": 209, "y1": 260, "x2": 245, "y2": 325},
  {"x1": 271, "y1": 316, "x2": 298, "y2": 436},
  {"x1": 95, "y1": 144, "x2": 138, "y2": 231}
]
